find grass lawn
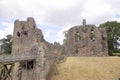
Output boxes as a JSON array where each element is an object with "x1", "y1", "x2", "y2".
[{"x1": 50, "y1": 57, "x2": 120, "y2": 80}]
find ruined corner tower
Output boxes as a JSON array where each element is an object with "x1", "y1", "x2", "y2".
[
  {"x1": 12, "y1": 17, "x2": 50, "y2": 80},
  {"x1": 65, "y1": 19, "x2": 108, "y2": 56},
  {"x1": 12, "y1": 17, "x2": 44, "y2": 55}
]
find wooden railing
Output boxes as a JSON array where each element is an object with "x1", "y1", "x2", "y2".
[{"x1": 0, "y1": 54, "x2": 36, "y2": 63}]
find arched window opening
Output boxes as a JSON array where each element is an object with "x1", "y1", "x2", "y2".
[
  {"x1": 90, "y1": 28, "x2": 95, "y2": 41},
  {"x1": 17, "y1": 32, "x2": 20, "y2": 37},
  {"x1": 76, "y1": 31, "x2": 81, "y2": 41}
]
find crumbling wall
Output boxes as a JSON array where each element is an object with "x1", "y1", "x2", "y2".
[
  {"x1": 12, "y1": 17, "x2": 64, "y2": 80},
  {"x1": 65, "y1": 20, "x2": 108, "y2": 56},
  {"x1": 12, "y1": 18, "x2": 44, "y2": 55},
  {"x1": 45, "y1": 42, "x2": 65, "y2": 63},
  {"x1": 11, "y1": 17, "x2": 108, "y2": 80},
  {"x1": 12, "y1": 17, "x2": 41, "y2": 80},
  {"x1": 12, "y1": 17, "x2": 47, "y2": 80}
]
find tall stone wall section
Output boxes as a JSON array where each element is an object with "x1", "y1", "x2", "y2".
[
  {"x1": 65, "y1": 20, "x2": 108, "y2": 56},
  {"x1": 12, "y1": 17, "x2": 40, "y2": 80},
  {"x1": 12, "y1": 18, "x2": 44, "y2": 55},
  {"x1": 12, "y1": 17, "x2": 46, "y2": 80},
  {"x1": 12, "y1": 17, "x2": 64, "y2": 80}
]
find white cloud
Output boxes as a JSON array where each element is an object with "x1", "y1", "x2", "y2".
[
  {"x1": 44, "y1": 31, "x2": 50, "y2": 39},
  {"x1": 0, "y1": 0, "x2": 120, "y2": 43},
  {"x1": 56, "y1": 26, "x2": 72, "y2": 44},
  {"x1": 0, "y1": 22, "x2": 13, "y2": 39},
  {"x1": 0, "y1": 0, "x2": 86, "y2": 26},
  {"x1": 81, "y1": 0, "x2": 115, "y2": 25},
  {"x1": 1, "y1": 0, "x2": 120, "y2": 26}
]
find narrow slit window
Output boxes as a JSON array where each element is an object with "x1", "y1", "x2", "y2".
[
  {"x1": 90, "y1": 28, "x2": 95, "y2": 41},
  {"x1": 76, "y1": 31, "x2": 81, "y2": 41}
]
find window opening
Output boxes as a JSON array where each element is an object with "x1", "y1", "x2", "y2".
[
  {"x1": 22, "y1": 31, "x2": 28, "y2": 35},
  {"x1": 21, "y1": 61, "x2": 34, "y2": 70},
  {"x1": 90, "y1": 28, "x2": 95, "y2": 41},
  {"x1": 17, "y1": 32, "x2": 20, "y2": 37},
  {"x1": 76, "y1": 31, "x2": 81, "y2": 41}
]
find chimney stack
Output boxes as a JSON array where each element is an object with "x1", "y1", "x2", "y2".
[{"x1": 83, "y1": 19, "x2": 86, "y2": 27}]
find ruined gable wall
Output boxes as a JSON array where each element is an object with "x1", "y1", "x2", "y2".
[{"x1": 65, "y1": 21, "x2": 108, "y2": 56}]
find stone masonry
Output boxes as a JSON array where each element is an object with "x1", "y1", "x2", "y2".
[
  {"x1": 12, "y1": 17, "x2": 64, "y2": 80},
  {"x1": 65, "y1": 19, "x2": 108, "y2": 56},
  {"x1": 12, "y1": 17, "x2": 45, "y2": 80},
  {"x1": 11, "y1": 17, "x2": 108, "y2": 80}
]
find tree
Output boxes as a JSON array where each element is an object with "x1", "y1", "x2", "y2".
[
  {"x1": 62, "y1": 31, "x2": 68, "y2": 46},
  {"x1": 0, "y1": 35, "x2": 12, "y2": 54},
  {"x1": 99, "y1": 21, "x2": 120, "y2": 55}
]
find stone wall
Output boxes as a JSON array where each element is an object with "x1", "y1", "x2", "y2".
[
  {"x1": 65, "y1": 19, "x2": 108, "y2": 56},
  {"x1": 12, "y1": 17, "x2": 45, "y2": 55},
  {"x1": 46, "y1": 42, "x2": 65, "y2": 63},
  {"x1": 11, "y1": 17, "x2": 108, "y2": 80},
  {"x1": 12, "y1": 17, "x2": 64, "y2": 80}
]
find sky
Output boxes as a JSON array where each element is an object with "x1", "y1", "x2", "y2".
[{"x1": 0, "y1": 0, "x2": 120, "y2": 44}]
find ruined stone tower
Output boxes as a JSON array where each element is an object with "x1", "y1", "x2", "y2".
[
  {"x1": 12, "y1": 17, "x2": 50, "y2": 80},
  {"x1": 12, "y1": 17, "x2": 44, "y2": 55},
  {"x1": 65, "y1": 19, "x2": 108, "y2": 56}
]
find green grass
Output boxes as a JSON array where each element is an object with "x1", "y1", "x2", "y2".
[
  {"x1": 50, "y1": 57, "x2": 120, "y2": 80},
  {"x1": 112, "y1": 53, "x2": 120, "y2": 56}
]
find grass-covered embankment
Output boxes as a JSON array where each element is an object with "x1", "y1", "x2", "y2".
[{"x1": 50, "y1": 57, "x2": 120, "y2": 80}]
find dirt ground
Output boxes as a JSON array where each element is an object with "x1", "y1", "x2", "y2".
[{"x1": 50, "y1": 57, "x2": 120, "y2": 80}]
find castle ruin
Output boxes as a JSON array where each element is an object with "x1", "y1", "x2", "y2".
[
  {"x1": 65, "y1": 19, "x2": 108, "y2": 56},
  {"x1": 0, "y1": 17, "x2": 108, "y2": 80},
  {"x1": 12, "y1": 17, "x2": 64, "y2": 80}
]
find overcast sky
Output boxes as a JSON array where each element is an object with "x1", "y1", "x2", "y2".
[{"x1": 0, "y1": 0, "x2": 120, "y2": 44}]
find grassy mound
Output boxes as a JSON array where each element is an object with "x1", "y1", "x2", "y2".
[{"x1": 50, "y1": 57, "x2": 120, "y2": 80}]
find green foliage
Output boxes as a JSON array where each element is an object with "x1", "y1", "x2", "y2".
[
  {"x1": 0, "y1": 35, "x2": 12, "y2": 54},
  {"x1": 76, "y1": 31, "x2": 81, "y2": 41},
  {"x1": 99, "y1": 21, "x2": 120, "y2": 55},
  {"x1": 90, "y1": 31, "x2": 95, "y2": 41},
  {"x1": 62, "y1": 31, "x2": 68, "y2": 46}
]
